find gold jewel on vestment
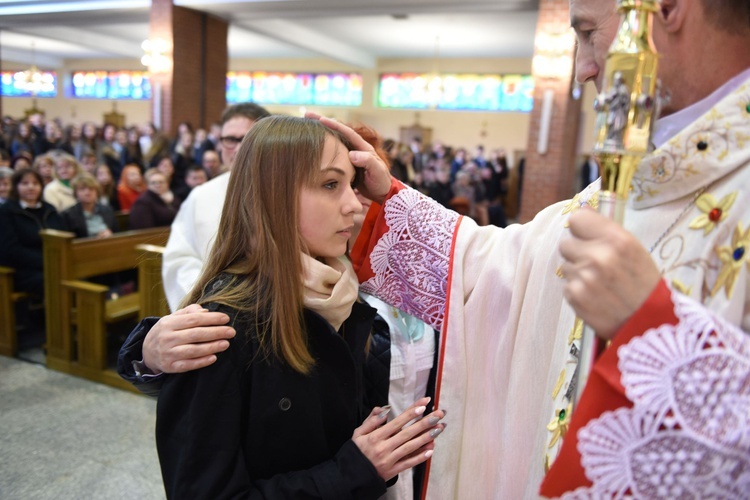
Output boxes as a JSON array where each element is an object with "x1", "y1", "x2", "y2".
[
  {"x1": 711, "y1": 222, "x2": 750, "y2": 298},
  {"x1": 688, "y1": 191, "x2": 737, "y2": 236},
  {"x1": 546, "y1": 404, "x2": 572, "y2": 449}
]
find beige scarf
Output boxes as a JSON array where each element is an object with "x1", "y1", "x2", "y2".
[{"x1": 301, "y1": 254, "x2": 359, "y2": 332}]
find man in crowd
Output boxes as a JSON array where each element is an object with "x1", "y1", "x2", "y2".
[
  {"x1": 121, "y1": 0, "x2": 750, "y2": 497},
  {"x1": 200, "y1": 149, "x2": 223, "y2": 179}
]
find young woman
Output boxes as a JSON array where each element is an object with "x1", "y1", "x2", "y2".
[
  {"x1": 94, "y1": 164, "x2": 119, "y2": 211},
  {"x1": 9, "y1": 121, "x2": 33, "y2": 157},
  {"x1": 123, "y1": 126, "x2": 143, "y2": 170},
  {"x1": 128, "y1": 169, "x2": 180, "y2": 229},
  {"x1": 0, "y1": 166, "x2": 12, "y2": 205},
  {"x1": 74, "y1": 121, "x2": 98, "y2": 162},
  {"x1": 42, "y1": 151, "x2": 83, "y2": 212},
  {"x1": 0, "y1": 168, "x2": 64, "y2": 295},
  {"x1": 116, "y1": 164, "x2": 145, "y2": 211},
  {"x1": 61, "y1": 173, "x2": 118, "y2": 238},
  {"x1": 32, "y1": 153, "x2": 54, "y2": 186},
  {"x1": 10, "y1": 153, "x2": 33, "y2": 172},
  {"x1": 155, "y1": 116, "x2": 445, "y2": 498}
]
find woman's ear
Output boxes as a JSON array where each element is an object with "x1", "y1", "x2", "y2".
[{"x1": 657, "y1": 0, "x2": 687, "y2": 34}]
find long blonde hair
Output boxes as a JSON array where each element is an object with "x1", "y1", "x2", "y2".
[{"x1": 183, "y1": 116, "x2": 351, "y2": 374}]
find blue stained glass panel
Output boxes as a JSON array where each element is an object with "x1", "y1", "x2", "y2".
[
  {"x1": 1, "y1": 70, "x2": 57, "y2": 97},
  {"x1": 72, "y1": 70, "x2": 151, "y2": 100},
  {"x1": 377, "y1": 72, "x2": 535, "y2": 112},
  {"x1": 226, "y1": 71, "x2": 362, "y2": 106}
]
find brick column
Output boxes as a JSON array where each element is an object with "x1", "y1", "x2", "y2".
[
  {"x1": 149, "y1": 0, "x2": 228, "y2": 136},
  {"x1": 519, "y1": 0, "x2": 582, "y2": 223}
]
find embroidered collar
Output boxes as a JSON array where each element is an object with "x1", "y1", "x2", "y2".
[
  {"x1": 631, "y1": 73, "x2": 750, "y2": 210},
  {"x1": 653, "y1": 67, "x2": 750, "y2": 148}
]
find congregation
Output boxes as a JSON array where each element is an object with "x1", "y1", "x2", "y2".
[
  {"x1": 0, "y1": 114, "x2": 516, "y2": 226},
  {"x1": 0, "y1": 111, "x2": 514, "y2": 351}
]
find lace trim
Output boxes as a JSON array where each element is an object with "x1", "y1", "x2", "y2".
[
  {"x1": 360, "y1": 188, "x2": 459, "y2": 331},
  {"x1": 565, "y1": 290, "x2": 750, "y2": 499}
]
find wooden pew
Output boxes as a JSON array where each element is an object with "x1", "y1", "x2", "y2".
[
  {"x1": 136, "y1": 244, "x2": 169, "y2": 318},
  {"x1": 42, "y1": 227, "x2": 169, "y2": 391},
  {"x1": 114, "y1": 210, "x2": 130, "y2": 232},
  {"x1": 0, "y1": 267, "x2": 31, "y2": 357}
]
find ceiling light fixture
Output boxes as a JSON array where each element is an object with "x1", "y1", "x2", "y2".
[
  {"x1": 531, "y1": 29, "x2": 576, "y2": 80},
  {"x1": 141, "y1": 38, "x2": 172, "y2": 73},
  {"x1": 16, "y1": 42, "x2": 54, "y2": 96}
]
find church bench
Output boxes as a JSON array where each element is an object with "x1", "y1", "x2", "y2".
[
  {"x1": 41, "y1": 227, "x2": 169, "y2": 391},
  {"x1": 114, "y1": 210, "x2": 130, "y2": 231},
  {"x1": 0, "y1": 266, "x2": 31, "y2": 357},
  {"x1": 136, "y1": 244, "x2": 169, "y2": 318}
]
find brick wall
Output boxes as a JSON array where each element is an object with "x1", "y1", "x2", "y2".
[
  {"x1": 149, "y1": 0, "x2": 227, "y2": 136},
  {"x1": 519, "y1": 0, "x2": 582, "y2": 223},
  {"x1": 204, "y1": 16, "x2": 228, "y2": 127}
]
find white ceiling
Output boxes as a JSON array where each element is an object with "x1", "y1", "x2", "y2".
[{"x1": 0, "y1": 0, "x2": 540, "y2": 69}]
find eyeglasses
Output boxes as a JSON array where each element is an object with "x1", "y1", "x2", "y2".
[{"x1": 220, "y1": 135, "x2": 245, "y2": 148}]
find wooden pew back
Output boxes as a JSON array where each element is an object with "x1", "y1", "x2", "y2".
[
  {"x1": 0, "y1": 267, "x2": 31, "y2": 356},
  {"x1": 42, "y1": 227, "x2": 168, "y2": 389},
  {"x1": 136, "y1": 244, "x2": 169, "y2": 318}
]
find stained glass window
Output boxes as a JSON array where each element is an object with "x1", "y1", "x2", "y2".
[
  {"x1": 71, "y1": 70, "x2": 152, "y2": 99},
  {"x1": 226, "y1": 71, "x2": 362, "y2": 106},
  {"x1": 0, "y1": 70, "x2": 57, "y2": 97},
  {"x1": 378, "y1": 73, "x2": 535, "y2": 112}
]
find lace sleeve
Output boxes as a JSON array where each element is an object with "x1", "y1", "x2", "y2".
[
  {"x1": 355, "y1": 186, "x2": 460, "y2": 331},
  {"x1": 549, "y1": 284, "x2": 750, "y2": 499}
]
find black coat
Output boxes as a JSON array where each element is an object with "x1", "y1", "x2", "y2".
[
  {"x1": 152, "y1": 286, "x2": 386, "y2": 499},
  {"x1": 118, "y1": 297, "x2": 436, "y2": 499},
  {"x1": 128, "y1": 190, "x2": 181, "y2": 230},
  {"x1": 61, "y1": 203, "x2": 119, "y2": 238},
  {"x1": 0, "y1": 199, "x2": 64, "y2": 294}
]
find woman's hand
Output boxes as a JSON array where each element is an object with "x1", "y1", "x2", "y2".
[
  {"x1": 305, "y1": 112, "x2": 392, "y2": 204},
  {"x1": 142, "y1": 304, "x2": 236, "y2": 374},
  {"x1": 352, "y1": 397, "x2": 446, "y2": 481}
]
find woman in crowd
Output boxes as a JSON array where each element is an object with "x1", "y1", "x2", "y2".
[
  {"x1": 59, "y1": 123, "x2": 81, "y2": 156},
  {"x1": 153, "y1": 116, "x2": 444, "y2": 498},
  {"x1": 170, "y1": 131, "x2": 194, "y2": 193},
  {"x1": 9, "y1": 122, "x2": 33, "y2": 157},
  {"x1": 43, "y1": 151, "x2": 83, "y2": 212},
  {"x1": 140, "y1": 122, "x2": 169, "y2": 166},
  {"x1": 168, "y1": 121, "x2": 193, "y2": 154},
  {"x1": 75, "y1": 121, "x2": 99, "y2": 161},
  {"x1": 32, "y1": 153, "x2": 55, "y2": 186},
  {"x1": 79, "y1": 151, "x2": 98, "y2": 175},
  {"x1": 0, "y1": 166, "x2": 13, "y2": 204},
  {"x1": 123, "y1": 126, "x2": 143, "y2": 170},
  {"x1": 128, "y1": 168, "x2": 180, "y2": 229},
  {"x1": 95, "y1": 164, "x2": 119, "y2": 211},
  {"x1": 34, "y1": 121, "x2": 63, "y2": 156},
  {"x1": 98, "y1": 123, "x2": 122, "y2": 178},
  {"x1": 0, "y1": 168, "x2": 64, "y2": 295},
  {"x1": 61, "y1": 173, "x2": 118, "y2": 238},
  {"x1": 117, "y1": 164, "x2": 145, "y2": 211},
  {"x1": 152, "y1": 156, "x2": 175, "y2": 190},
  {"x1": 11, "y1": 153, "x2": 33, "y2": 172}
]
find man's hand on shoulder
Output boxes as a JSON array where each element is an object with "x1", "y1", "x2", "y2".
[{"x1": 143, "y1": 304, "x2": 236, "y2": 373}]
